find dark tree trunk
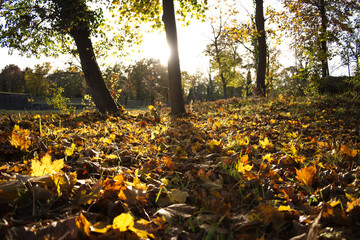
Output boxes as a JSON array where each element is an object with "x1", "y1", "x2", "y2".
[
  {"x1": 319, "y1": 0, "x2": 329, "y2": 78},
  {"x1": 220, "y1": 72, "x2": 227, "y2": 99},
  {"x1": 255, "y1": 0, "x2": 266, "y2": 97},
  {"x1": 70, "y1": 28, "x2": 118, "y2": 114},
  {"x1": 162, "y1": 0, "x2": 186, "y2": 116}
]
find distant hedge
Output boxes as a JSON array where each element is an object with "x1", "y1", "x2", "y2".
[{"x1": 0, "y1": 92, "x2": 32, "y2": 110}]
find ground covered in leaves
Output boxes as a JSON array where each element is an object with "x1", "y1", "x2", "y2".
[{"x1": 0, "y1": 95, "x2": 360, "y2": 240}]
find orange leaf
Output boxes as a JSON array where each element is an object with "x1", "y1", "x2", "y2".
[
  {"x1": 296, "y1": 165, "x2": 317, "y2": 186},
  {"x1": 340, "y1": 144, "x2": 358, "y2": 157},
  {"x1": 10, "y1": 125, "x2": 31, "y2": 151}
]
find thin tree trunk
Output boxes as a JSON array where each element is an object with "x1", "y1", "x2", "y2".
[
  {"x1": 70, "y1": 28, "x2": 118, "y2": 114},
  {"x1": 220, "y1": 72, "x2": 227, "y2": 99},
  {"x1": 162, "y1": 0, "x2": 186, "y2": 116},
  {"x1": 255, "y1": 0, "x2": 266, "y2": 97},
  {"x1": 319, "y1": 0, "x2": 329, "y2": 78}
]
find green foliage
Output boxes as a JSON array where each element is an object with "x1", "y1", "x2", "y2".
[
  {"x1": 81, "y1": 94, "x2": 96, "y2": 111},
  {"x1": 344, "y1": 68, "x2": 360, "y2": 98},
  {"x1": 24, "y1": 63, "x2": 52, "y2": 98},
  {"x1": 46, "y1": 87, "x2": 75, "y2": 113},
  {"x1": 277, "y1": 0, "x2": 360, "y2": 77},
  {"x1": 47, "y1": 67, "x2": 86, "y2": 98}
]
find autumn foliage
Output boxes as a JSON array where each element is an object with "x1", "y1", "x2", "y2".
[{"x1": 0, "y1": 95, "x2": 359, "y2": 239}]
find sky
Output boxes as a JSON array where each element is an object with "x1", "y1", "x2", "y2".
[
  {"x1": 0, "y1": 0, "x2": 348, "y2": 77},
  {"x1": 0, "y1": 19, "x2": 213, "y2": 74},
  {"x1": 0, "y1": 1, "x2": 252, "y2": 74}
]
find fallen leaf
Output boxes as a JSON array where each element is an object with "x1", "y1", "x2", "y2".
[
  {"x1": 31, "y1": 153, "x2": 64, "y2": 177},
  {"x1": 296, "y1": 165, "x2": 317, "y2": 187}
]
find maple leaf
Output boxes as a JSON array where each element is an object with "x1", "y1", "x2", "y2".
[
  {"x1": 112, "y1": 212, "x2": 152, "y2": 239},
  {"x1": 31, "y1": 153, "x2": 64, "y2": 177},
  {"x1": 208, "y1": 139, "x2": 221, "y2": 150},
  {"x1": 237, "y1": 154, "x2": 253, "y2": 174},
  {"x1": 296, "y1": 165, "x2": 317, "y2": 186},
  {"x1": 113, "y1": 212, "x2": 134, "y2": 232},
  {"x1": 9, "y1": 125, "x2": 31, "y2": 151},
  {"x1": 346, "y1": 198, "x2": 360, "y2": 212},
  {"x1": 259, "y1": 137, "x2": 273, "y2": 149}
]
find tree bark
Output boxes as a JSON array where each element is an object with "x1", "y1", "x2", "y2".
[
  {"x1": 162, "y1": 0, "x2": 186, "y2": 116},
  {"x1": 319, "y1": 0, "x2": 329, "y2": 78},
  {"x1": 255, "y1": 0, "x2": 266, "y2": 97},
  {"x1": 70, "y1": 28, "x2": 118, "y2": 114}
]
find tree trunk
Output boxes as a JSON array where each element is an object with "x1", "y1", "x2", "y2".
[
  {"x1": 255, "y1": 0, "x2": 266, "y2": 97},
  {"x1": 162, "y1": 0, "x2": 186, "y2": 116},
  {"x1": 319, "y1": 0, "x2": 329, "y2": 78},
  {"x1": 70, "y1": 28, "x2": 118, "y2": 114},
  {"x1": 220, "y1": 72, "x2": 227, "y2": 99}
]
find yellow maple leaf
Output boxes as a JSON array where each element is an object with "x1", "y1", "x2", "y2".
[
  {"x1": 262, "y1": 153, "x2": 273, "y2": 162},
  {"x1": 214, "y1": 121, "x2": 222, "y2": 129},
  {"x1": 259, "y1": 137, "x2": 273, "y2": 149},
  {"x1": 132, "y1": 169, "x2": 148, "y2": 191},
  {"x1": 9, "y1": 125, "x2": 31, "y2": 151},
  {"x1": 346, "y1": 198, "x2": 360, "y2": 212},
  {"x1": 290, "y1": 144, "x2": 297, "y2": 156},
  {"x1": 112, "y1": 212, "x2": 134, "y2": 232},
  {"x1": 237, "y1": 155, "x2": 253, "y2": 174},
  {"x1": 208, "y1": 139, "x2": 221, "y2": 150},
  {"x1": 278, "y1": 205, "x2": 295, "y2": 212},
  {"x1": 296, "y1": 165, "x2": 317, "y2": 186},
  {"x1": 236, "y1": 135, "x2": 250, "y2": 146},
  {"x1": 278, "y1": 94, "x2": 284, "y2": 101},
  {"x1": 31, "y1": 153, "x2": 64, "y2": 177}
]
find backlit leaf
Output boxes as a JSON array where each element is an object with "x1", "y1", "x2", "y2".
[
  {"x1": 31, "y1": 153, "x2": 64, "y2": 177},
  {"x1": 10, "y1": 125, "x2": 31, "y2": 151},
  {"x1": 209, "y1": 139, "x2": 221, "y2": 150},
  {"x1": 259, "y1": 137, "x2": 273, "y2": 149},
  {"x1": 296, "y1": 165, "x2": 317, "y2": 186},
  {"x1": 112, "y1": 212, "x2": 134, "y2": 232}
]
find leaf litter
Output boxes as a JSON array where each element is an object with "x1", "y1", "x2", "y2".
[{"x1": 0, "y1": 95, "x2": 360, "y2": 239}]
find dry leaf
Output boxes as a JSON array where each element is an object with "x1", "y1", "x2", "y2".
[
  {"x1": 31, "y1": 153, "x2": 64, "y2": 177},
  {"x1": 296, "y1": 165, "x2": 317, "y2": 186}
]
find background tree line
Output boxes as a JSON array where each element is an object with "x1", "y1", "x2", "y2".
[{"x1": 0, "y1": 0, "x2": 359, "y2": 114}]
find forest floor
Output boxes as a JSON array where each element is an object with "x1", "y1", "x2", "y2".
[{"x1": 0, "y1": 94, "x2": 359, "y2": 240}]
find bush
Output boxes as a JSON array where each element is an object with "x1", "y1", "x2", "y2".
[{"x1": 46, "y1": 87, "x2": 75, "y2": 113}]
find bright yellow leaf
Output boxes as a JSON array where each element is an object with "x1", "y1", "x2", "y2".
[
  {"x1": 31, "y1": 153, "x2": 64, "y2": 177},
  {"x1": 278, "y1": 205, "x2": 294, "y2": 211},
  {"x1": 208, "y1": 139, "x2": 221, "y2": 150},
  {"x1": 237, "y1": 155, "x2": 253, "y2": 174},
  {"x1": 259, "y1": 137, "x2": 273, "y2": 149},
  {"x1": 65, "y1": 143, "x2": 76, "y2": 156},
  {"x1": 262, "y1": 153, "x2": 273, "y2": 162},
  {"x1": 112, "y1": 212, "x2": 134, "y2": 232},
  {"x1": 330, "y1": 200, "x2": 341, "y2": 207},
  {"x1": 214, "y1": 121, "x2": 222, "y2": 128}
]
